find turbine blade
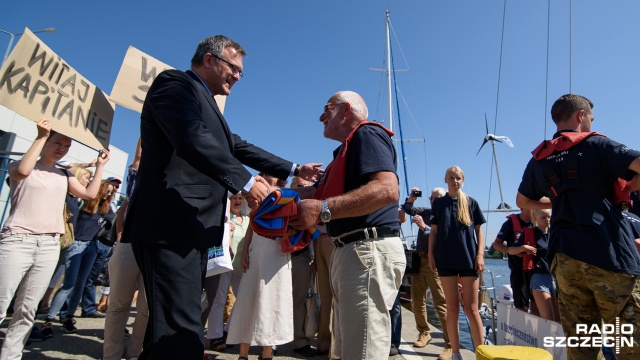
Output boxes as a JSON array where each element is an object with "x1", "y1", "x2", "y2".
[
  {"x1": 476, "y1": 139, "x2": 489, "y2": 156},
  {"x1": 484, "y1": 113, "x2": 489, "y2": 135}
]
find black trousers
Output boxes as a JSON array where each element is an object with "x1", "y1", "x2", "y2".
[{"x1": 132, "y1": 243, "x2": 207, "y2": 360}]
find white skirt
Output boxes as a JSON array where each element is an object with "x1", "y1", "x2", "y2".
[{"x1": 225, "y1": 233, "x2": 293, "y2": 346}]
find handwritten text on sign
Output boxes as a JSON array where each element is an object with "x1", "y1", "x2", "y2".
[{"x1": 0, "y1": 28, "x2": 114, "y2": 149}]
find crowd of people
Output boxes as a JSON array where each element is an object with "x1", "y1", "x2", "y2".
[{"x1": 0, "y1": 33, "x2": 639, "y2": 360}]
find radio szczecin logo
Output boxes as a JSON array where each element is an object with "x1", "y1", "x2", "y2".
[{"x1": 544, "y1": 318, "x2": 633, "y2": 354}]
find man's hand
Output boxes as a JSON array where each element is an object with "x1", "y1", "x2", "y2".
[
  {"x1": 299, "y1": 163, "x2": 324, "y2": 182},
  {"x1": 243, "y1": 176, "x2": 269, "y2": 209},
  {"x1": 289, "y1": 199, "x2": 322, "y2": 230},
  {"x1": 412, "y1": 214, "x2": 426, "y2": 230},
  {"x1": 408, "y1": 186, "x2": 420, "y2": 202}
]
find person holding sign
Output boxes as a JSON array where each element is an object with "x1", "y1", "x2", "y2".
[
  {"x1": 120, "y1": 35, "x2": 322, "y2": 360},
  {"x1": 0, "y1": 119, "x2": 109, "y2": 359}
]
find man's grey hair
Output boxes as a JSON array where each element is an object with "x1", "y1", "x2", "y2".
[
  {"x1": 191, "y1": 35, "x2": 246, "y2": 66},
  {"x1": 335, "y1": 91, "x2": 368, "y2": 118},
  {"x1": 431, "y1": 187, "x2": 446, "y2": 198}
]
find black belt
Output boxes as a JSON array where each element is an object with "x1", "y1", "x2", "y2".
[{"x1": 332, "y1": 226, "x2": 399, "y2": 248}]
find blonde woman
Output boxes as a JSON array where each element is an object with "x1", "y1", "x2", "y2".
[{"x1": 428, "y1": 166, "x2": 485, "y2": 360}]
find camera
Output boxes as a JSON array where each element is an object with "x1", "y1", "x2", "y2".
[{"x1": 412, "y1": 190, "x2": 422, "y2": 197}]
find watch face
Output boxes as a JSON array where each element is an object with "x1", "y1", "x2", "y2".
[{"x1": 321, "y1": 210, "x2": 331, "y2": 222}]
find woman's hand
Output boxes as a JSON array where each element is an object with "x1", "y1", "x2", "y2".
[
  {"x1": 96, "y1": 149, "x2": 110, "y2": 165},
  {"x1": 36, "y1": 119, "x2": 52, "y2": 139},
  {"x1": 241, "y1": 248, "x2": 250, "y2": 273},
  {"x1": 475, "y1": 254, "x2": 485, "y2": 273},
  {"x1": 428, "y1": 253, "x2": 437, "y2": 272}
]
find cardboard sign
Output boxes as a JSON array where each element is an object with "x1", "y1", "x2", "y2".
[
  {"x1": 0, "y1": 28, "x2": 114, "y2": 149},
  {"x1": 110, "y1": 46, "x2": 226, "y2": 113}
]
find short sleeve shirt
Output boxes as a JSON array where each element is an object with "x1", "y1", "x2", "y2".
[
  {"x1": 326, "y1": 125, "x2": 399, "y2": 237},
  {"x1": 513, "y1": 227, "x2": 551, "y2": 274},
  {"x1": 518, "y1": 132, "x2": 640, "y2": 275},
  {"x1": 496, "y1": 215, "x2": 531, "y2": 271},
  {"x1": 430, "y1": 193, "x2": 486, "y2": 270}
]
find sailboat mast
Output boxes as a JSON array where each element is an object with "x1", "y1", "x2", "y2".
[
  {"x1": 386, "y1": 10, "x2": 393, "y2": 133},
  {"x1": 491, "y1": 140, "x2": 507, "y2": 209}
]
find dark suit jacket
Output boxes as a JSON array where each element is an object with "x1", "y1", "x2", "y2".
[{"x1": 121, "y1": 69, "x2": 292, "y2": 248}]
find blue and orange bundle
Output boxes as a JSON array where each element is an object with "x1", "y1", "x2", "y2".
[{"x1": 250, "y1": 189, "x2": 320, "y2": 253}]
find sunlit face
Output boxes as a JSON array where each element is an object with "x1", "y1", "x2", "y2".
[
  {"x1": 205, "y1": 46, "x2": 243, "y2": 96},
  {"x1": 445, "y1": 170, "x2": 464, "y2": 192},
  {"x1": 103, "y1": 184, "x2": 114, "y2": 200},
  {"x1": 230, "y1": 193, "x2": 244, "y2": 215},
  {"x1": 580, "y1": 109, "x2": 595, "y2": 132},
  {"x1": 430, "y1": 191, "x2": 443, "y2": 205},
  {"x1": 79, "y1": 173, "x2": 91, "y2": 187},
  {"x1": 319, "y1": 98, "x2": 346, "y2": 141},
  {"x1": 43, "y1": 133, "x2": 71, "y2": 162},
  {"x1": 535, "y1": 210, "x2": 551, "y2": 228}
]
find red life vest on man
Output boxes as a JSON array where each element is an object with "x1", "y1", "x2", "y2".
[
  {"x1": 531, "y1": 131, "x2": 606, "y2": 200},
  {"x1": 315, "y1": 121, "x2": 394, "y2": 200}
]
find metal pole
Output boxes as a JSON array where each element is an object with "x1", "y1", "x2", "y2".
[
  {"x1": 0, "y1": 30, "x2": 16, "y2": 66},
  {"x1": 1, "y1": 28, "x2": 56, "y2": 66},
  {"x1": 491, "y1": 140, "x2": 508, "y2": 209}
]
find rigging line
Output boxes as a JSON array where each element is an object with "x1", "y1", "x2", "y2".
[
  {"x1": 394, "y1": 86, "x2": 426, "y2": 140},
  {"x1": 391, "y1": 41, "x2": 411, "y2": 198},
  {"x1": 485, "y1": 0, "x2": 507, "y2": 235},
  {"x1": 493, "y1": 0, "x2": 508, "y2": 133},
  {"x1": 544, "y1": 0, "x2": 551, "y2": 140},
  {"x1": 388, "y1": 18, "x2": 410, "y2": 72},
  {"x1": 569, "y1": 0, "x2": 573, "y2": 93}
]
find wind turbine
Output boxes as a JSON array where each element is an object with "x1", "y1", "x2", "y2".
[{"x1": 476, "y1": 114, "x2": 514, "y2": 210}]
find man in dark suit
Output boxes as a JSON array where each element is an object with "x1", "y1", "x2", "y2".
[{"x1": 121, "y1": 35, "x2": 321, "y2": 360}]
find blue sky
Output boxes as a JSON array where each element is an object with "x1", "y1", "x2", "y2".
[{"x1": 3, "y1": 0, "x2": 640, "y2": 242}]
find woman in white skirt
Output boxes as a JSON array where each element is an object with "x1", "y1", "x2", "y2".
[{"x1": 226, "y1": 224, "x2": 293, "y2": 360}]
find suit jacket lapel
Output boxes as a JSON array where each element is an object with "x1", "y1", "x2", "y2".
[{"x1": 185, "y1": 70, "x2": 235, "y2": 152}]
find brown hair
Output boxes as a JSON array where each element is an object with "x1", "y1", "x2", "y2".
[
  {"x1": 81, "y1": 180, "x2": 113, "y2": 215},
  {"x1": 550, "y1": 94, "x2": 593, "y2": 124}
]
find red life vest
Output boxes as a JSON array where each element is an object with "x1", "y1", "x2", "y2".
[
  {"x1": 522, "y1": 227, "x2": 536, "y2": 271},
  {"x1": 531, "y1": 131, "x2": 606, "y2": 200},
  {"x1": 315, "y1": 121, "x2": 394, "y2": 200}
]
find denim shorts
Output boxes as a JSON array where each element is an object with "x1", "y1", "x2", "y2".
[{"x1": 530, "y1": 272, "x2": 556, "y2": 297}]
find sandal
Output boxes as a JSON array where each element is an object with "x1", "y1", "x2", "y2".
[{"x1": 209, "y1": 337, "x2": 227, "y2": 351}]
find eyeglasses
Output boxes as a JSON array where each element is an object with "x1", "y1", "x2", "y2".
[
  {"x1": 211, "y1": 54, "x2": 243, "y2": 78},
  {"x1": 324, "y1": 103, "x2": 344, "y2": 114}
]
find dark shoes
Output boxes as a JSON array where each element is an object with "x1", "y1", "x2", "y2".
[
  {"x1": 40, "y1": 323, "x2": 54, "y2": 338},
  {"x1": 293, "y1": 345, "x2": 317, "y2": 357},
  {"x1": 81, "y1": 311, "x2": 106, "y2": 318},
  {"x1": 28, "y1": 326, "x2": 47, "y2": 342},
  {"x1": 389, "y1": 344, "x2": 400, "y2": 356},
  {"x1": 62, "y1": 319, "x2": 77, "y2": 333}
]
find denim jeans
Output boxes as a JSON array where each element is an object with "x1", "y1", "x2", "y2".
[
  {"x1": 0, "y1": 233, "x2": 60, "y2": 360},
  {"x1": 389, "y1": 290, "x2": 402, "y2": 349},
  {"x1": 81, "y1": 240, "x2": 111, "y2": 315},
  {"x1": 49, "y1": 240, "x2": 97, "y2": 321},
  {"x1": 47, "y1": 240, "x2": 92, "y2": 321}
]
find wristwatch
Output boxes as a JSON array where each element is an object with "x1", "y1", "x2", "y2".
[
  {"x1": 293, "y1": 164, "x2": 302, "y2": 177},
  {"x1": 320, "y1": 200, "x2": 331, "y2": 223}
]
